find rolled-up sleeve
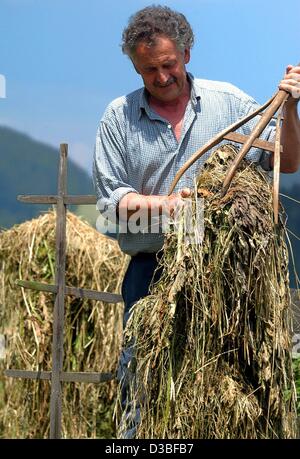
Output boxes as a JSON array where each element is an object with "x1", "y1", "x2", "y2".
[{"x1": 93, "y1": 114, "x2": 138, "y2": 222}]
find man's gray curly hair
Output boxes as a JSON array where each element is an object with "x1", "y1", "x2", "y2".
[{"x1": 122, "y1": 5, "x2": 194, "y2": 57}]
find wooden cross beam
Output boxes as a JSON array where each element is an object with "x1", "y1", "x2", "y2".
[
  {"x1": 17, "y1": 195, "x2": 97, "y2": 205},
  {"x1": 5, "y1": 144, "x2": 122, "y2": 439},
  {"x1": 5, "y1": 369, "x2": 115, "y2": 383},
  {"x1": 15, "y1": 279, "x2": 122, "y2": 303}
]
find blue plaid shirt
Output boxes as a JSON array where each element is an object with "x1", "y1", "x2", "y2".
[{"x1": 93, "y1": 73, "x2": 275, "y2": 255}]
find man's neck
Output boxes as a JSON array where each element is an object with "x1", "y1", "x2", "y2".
[{"x1": 148, "y1": 78, "x2": 191, "y2": 142}]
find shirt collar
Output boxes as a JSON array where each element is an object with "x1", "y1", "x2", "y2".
[
  {"x1": 138, "y1": 72, "x2": 201, "y2": 119},
  {"x1": 188, "y1": 72, "x2": 201, "y2": 107}
]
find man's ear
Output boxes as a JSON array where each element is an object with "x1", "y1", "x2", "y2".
[{"x1": 184, "y1": 48, "x2": 191, "y2": 65}]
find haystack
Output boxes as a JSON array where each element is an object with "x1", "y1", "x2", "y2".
[
  {"x1": 120, "y1": 144, "x2": 297, "y2": 439},
  {"x1": 0, "y1": 211, "x2": 128, "y2": 438}
]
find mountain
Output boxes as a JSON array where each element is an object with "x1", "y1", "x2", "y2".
[{"x1": 0, "y1": 126, "x2": 94, "y2": 228}]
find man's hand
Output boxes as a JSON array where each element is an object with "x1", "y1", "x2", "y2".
[
  {"x1": 165, "y1": 188, "x2": 192, "y2": 217},
  {"x1": 279, "y1": 64, "x2": 300, "y2": 100},
  {"x1": 118, "y1": 188, "x2": 191, "y2": 222}
]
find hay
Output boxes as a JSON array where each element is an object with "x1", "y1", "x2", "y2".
[
  {"x1": 0, "y1": 211, "x2": 128, "y2": 438},
  {"x1": 120, "y1": 144, "x2": 297, "y2": 439}
]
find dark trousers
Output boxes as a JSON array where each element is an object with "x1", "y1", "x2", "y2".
[
  {"x1": 121, "y1": 252, "x2": 162, "y2": 328},
  {"x1": 117, "y1": 252, "x2": 162, "y2": 438}
]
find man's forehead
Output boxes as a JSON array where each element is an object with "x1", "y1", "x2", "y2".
[
  {"x1": 135, "y1": 36, "x2": 180, "y2": 55},
  {"x1": 133, "y1": 37, "x2": 183, "y2": 64}
]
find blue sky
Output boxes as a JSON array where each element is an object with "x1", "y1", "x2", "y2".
[{"x1": 1, "y1": 0, "x2": 299, "y2": 174}]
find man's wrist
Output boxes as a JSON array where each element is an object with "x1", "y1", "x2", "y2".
[
  {"x1": 283, "y1": 97, "x2": 299, "y2": 123},
  {"x1": 284, "y1": 96, "x2": 299, "y2": 110}
]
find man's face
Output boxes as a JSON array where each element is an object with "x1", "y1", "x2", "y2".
[{"x1": 131, "y1": 35, "x2": 190, "y2": 103}]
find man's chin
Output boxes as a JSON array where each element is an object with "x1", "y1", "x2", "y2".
[{"x1": 152, "y1": 88, "x2": 180, "y2": 102}]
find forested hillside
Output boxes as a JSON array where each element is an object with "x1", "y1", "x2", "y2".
[{"x1": 0, "y1": 126, "x2": 93, "y2": 228}]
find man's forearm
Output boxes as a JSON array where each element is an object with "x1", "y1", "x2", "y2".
[
  {"x1": 118, "y1": 192, "x2": 165, "y2": 221},
  {"x1": 118, "y1": 189, "x2": 191, "y2": 222},
  {"x1": 279, "y1": 98, "x2": 300, "y2": 173}
]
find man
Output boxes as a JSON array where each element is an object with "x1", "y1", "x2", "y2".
[{"x1": 93, "y1": 5, "x2": 300, "y2": 437}]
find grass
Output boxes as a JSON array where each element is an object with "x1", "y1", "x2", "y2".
[{"x1": 0, "y1": 211, "x2": 128, "y2": 438}]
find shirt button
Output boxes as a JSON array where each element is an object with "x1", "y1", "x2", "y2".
[{"x1": 167, "y1": 124, "x2": 172, "y2": 129}]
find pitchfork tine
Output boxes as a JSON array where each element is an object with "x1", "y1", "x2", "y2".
[
  {"x1": 222, "y1": 89, "x2": 289, "y2": 193},
  {"x1": 168, "y1": 94, "x2": 276, "y2": 195},
  {"x1": 273, "y1": 102, "x2": 285, "y2": 225}
]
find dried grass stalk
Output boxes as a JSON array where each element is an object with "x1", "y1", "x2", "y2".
[
  {"x1": 0, "y1": 211, "x2": 128, "y2": 438},
  {"x1": 120, "y1": 144, "x2": 297, "y2": 439}
]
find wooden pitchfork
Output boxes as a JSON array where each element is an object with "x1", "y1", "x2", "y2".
[{"x1": 168, "y1": 85, "x2": 292, "y2": 224}]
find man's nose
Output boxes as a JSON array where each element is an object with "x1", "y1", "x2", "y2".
[{"x1": 156, "y1": 70, "x2": 170, "y2": 86}]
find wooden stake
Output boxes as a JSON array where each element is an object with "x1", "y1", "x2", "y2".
[
  {"x1": 273, "y1": 102, "x2": 285, "y2": 224},
  {"x1": 49, "y1": 144, "x2": 68, "y2": 439}
]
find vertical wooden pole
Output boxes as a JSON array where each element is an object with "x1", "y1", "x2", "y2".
[
  {"x1": 50, "y1": 144, "x2": 68, "y2": 439},
  {"x1": 273, "y1": 102, "x2": 284, "y2": 225}
]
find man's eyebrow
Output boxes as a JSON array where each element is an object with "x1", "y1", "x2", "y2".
[
  {"x1": 144, "y1": 59, "x2": 176, "y2": 69},
  {"x1": 163, "y1": 60, "x2": 176, "y2": 66}
]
